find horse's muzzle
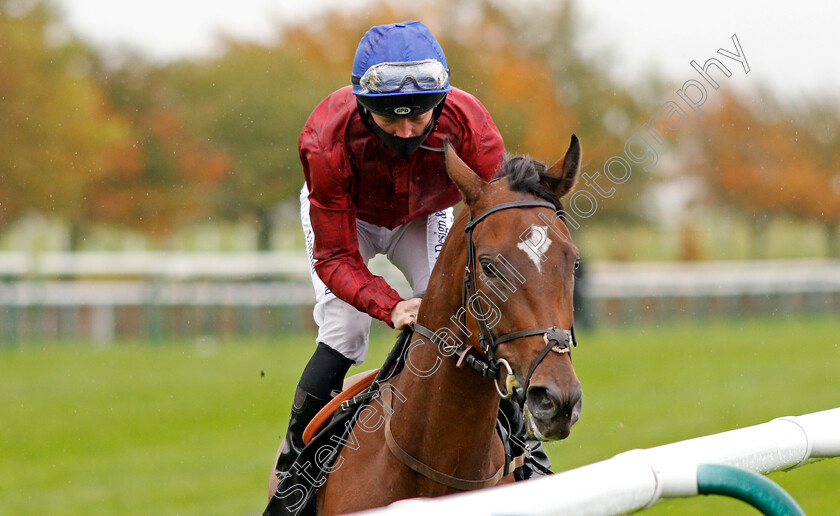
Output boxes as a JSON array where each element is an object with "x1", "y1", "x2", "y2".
[{"x1": 524, "y1": 384, "x2": 582, "y2": 440}]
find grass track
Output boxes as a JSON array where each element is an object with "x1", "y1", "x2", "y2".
[{"x1": 1, "y1": 315, "x2": 838, "y2": 515}]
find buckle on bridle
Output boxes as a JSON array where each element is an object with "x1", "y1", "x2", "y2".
[{"x1": 339, "y1": 389, "x2": 380, "y2": 412}]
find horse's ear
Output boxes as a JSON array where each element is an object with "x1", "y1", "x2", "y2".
[
  {"x1": 444, "y1": 139, "x2": 484, "y2": 205},
  {"x1": 545, "y1": 134, "x2": 581, "y2": 197}
]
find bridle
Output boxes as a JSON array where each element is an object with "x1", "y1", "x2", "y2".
[
  {"x1": 413, "y1": 196, "x2": 578, "y2": 407},
  {"x1": 387, "y1": 195, "x2": 578, "y2": 490}
]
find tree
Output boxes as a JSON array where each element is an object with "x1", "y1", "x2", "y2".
[
  {"x1": 160, "y1": 29, "x2": 350, "y2": 249},
  {"x1": 694, "y1": 91, "x2": 840, "y2": 257},
  {"x1": 0, "y1": 1, "x2": 133, "y2": 241},
  {"x1": 794, "y1": 98, "x2": 840, "y2": 256},
  {"x1": 91, "y1": 59, "x2": 231, "y2": 241}
]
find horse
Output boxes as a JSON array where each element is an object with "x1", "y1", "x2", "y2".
[{"x1": 269, "y1": 135, "x2": 583, "y2": 515}]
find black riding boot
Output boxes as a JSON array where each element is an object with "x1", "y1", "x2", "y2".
[
  {"x1": 498, "y1": 397, "x2": 553, "y2": 480},
  {"x1": 273, "y1": 385, "x2": 330, "y2": 478},
  {"x1": 274, "y1": 342, "x2": 353, "y2": 478}
]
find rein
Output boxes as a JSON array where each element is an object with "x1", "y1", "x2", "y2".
[{"x1": 380, "y1": 387, "x2": 526, "y2": 491}]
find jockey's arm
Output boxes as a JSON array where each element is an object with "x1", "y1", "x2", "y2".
[{"x1": 302, "y1": 136, "x2": 405, "y2": 326}]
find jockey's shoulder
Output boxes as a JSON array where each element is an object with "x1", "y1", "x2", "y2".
[{"x1": 300, "y1": 87, "x2": 358, "y2": 149}]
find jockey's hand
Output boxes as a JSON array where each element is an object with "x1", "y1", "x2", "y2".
[{"x1": 390, "y1": 298, "x2": 422, "y2": 329}]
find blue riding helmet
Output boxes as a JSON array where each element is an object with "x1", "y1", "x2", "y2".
[{"x1": 352, "y1": 21, "x2": 451, "y2": 119}]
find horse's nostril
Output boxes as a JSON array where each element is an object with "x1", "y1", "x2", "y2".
[
  {"x1": 537, "y1": 394, "x2": 555, "y2": 411},
  {"x1": 527, "y1": 387, "x2": 559, "y2": 417}
]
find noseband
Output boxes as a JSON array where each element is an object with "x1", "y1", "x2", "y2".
[{"x1": 413, "y1": 198, "x2": 577, "y2": 407}]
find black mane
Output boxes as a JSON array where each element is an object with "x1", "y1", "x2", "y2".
[{"x1": 495, "y1": 155, "x2": 564, "y2": 214}]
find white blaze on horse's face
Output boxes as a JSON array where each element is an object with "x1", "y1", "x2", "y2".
[{"x1": 516, "y1": 225, "x2": 551, "y2": 273}]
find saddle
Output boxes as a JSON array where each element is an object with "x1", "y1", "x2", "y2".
[{"x1": 301, "y1": 368, "x2": 380, "y2": 445}]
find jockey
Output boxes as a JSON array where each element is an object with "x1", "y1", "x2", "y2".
[{"x1": 276, "y1": 20, "x2": 551, "y2": 481}]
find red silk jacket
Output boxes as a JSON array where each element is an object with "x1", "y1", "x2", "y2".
[{"x1": 300, "y1": 86, "x2": 505, "y2": 324}]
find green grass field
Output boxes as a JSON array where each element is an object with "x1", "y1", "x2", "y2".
[{"x1": 1, "y1": 315, "x2": 838, "y2": 515}]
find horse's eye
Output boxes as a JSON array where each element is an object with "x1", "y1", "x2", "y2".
[
  {"x1": 480, "y1": 260, "x2": 495, "y2": 277},
  {"x1": 574, "y1": 256, "x2": 581, "y2": 271}
]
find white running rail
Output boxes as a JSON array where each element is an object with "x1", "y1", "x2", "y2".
[{"x1": 352, "y1": 407, "x2": 840, "y2": 516}]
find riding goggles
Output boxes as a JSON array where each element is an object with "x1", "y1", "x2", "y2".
[{"x1": 354, "y1": 59, "x2": 449, "y2": 95}]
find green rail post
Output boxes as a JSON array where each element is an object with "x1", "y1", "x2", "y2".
[{"x1": 697, "y1": 463, "x2": 805, "y2": 516}]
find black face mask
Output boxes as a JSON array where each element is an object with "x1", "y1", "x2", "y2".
[{"x1": 368, "y1": 118, "x2": 435, "y2": 158}]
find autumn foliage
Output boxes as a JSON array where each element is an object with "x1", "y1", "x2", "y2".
[
  {"x1": 0, "y1": 4, "x2": 128, "y2": 229},
  {"x1": 0, "y1": 2, "x2": 231, "y2": 246},
  {"x1": 86, "y1": 109, "x2": 230, "y2": 236},
  {"x1": 696, "y1": 91, "x2": 840, "y2": 254},
  {"x1": 1, "y1": 0, "x2": 838, "y2": 255}
]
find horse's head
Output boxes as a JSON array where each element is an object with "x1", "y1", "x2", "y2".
[{"x1": 444, "y1": 136, "x2": 583, "y2": 441}]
